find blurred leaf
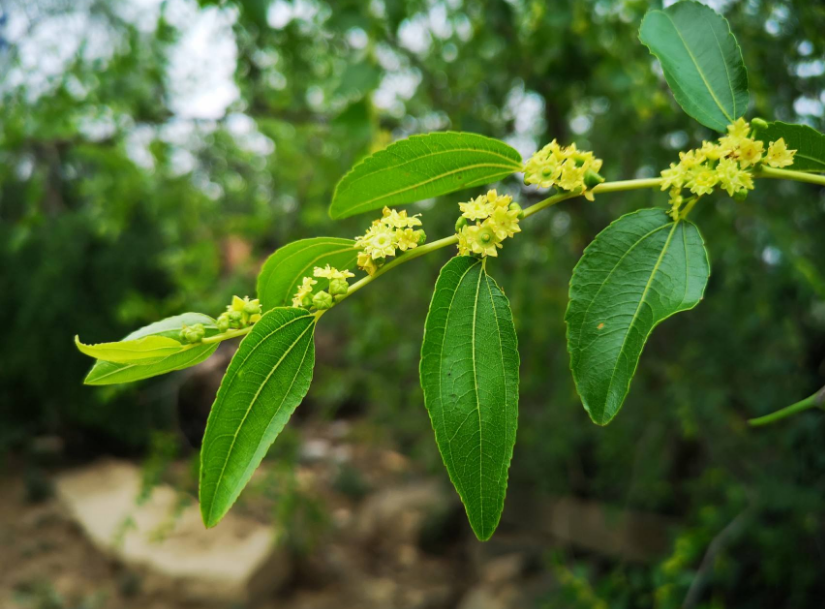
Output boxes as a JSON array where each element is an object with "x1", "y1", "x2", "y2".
[
  {"x1": 566, "y1": 209, "x2": 710, "y2": 425},
  {"x1": 329, "y1": 132, "x2": 523, "y2": 219},
  {"x1": 420, "y1": 256, "x2": 519, "y2": 541},
  {"x1": 639, "y1": 1, "x2": 749, "y2": 131},
  {"x1": 257, "y1": 238, "x2": 359, "y2": 311},
  {"x1": 200, "y1": 307, "x2": 316, "y2": 528},
  {"x1": 85, "y1": 313, "x2": 219, "y2": 385},
  {"x1": 756, "y1": 121, "x2": 825, "y2": 172},
  {"x1": 75, "y1": 334, "x2": 185, "y2": 364}
]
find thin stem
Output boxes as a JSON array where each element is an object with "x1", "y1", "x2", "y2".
[
  {"x1": 207, "y1": 176, "x2": 665, "y2": 336},
  {"x1": 758, "y1": 166, "x2": 825, "y2": 186},
  {"x1": 201, "y1": 326, "x2": 252, "y2": 344},
  {"x1": 748, "y1": 386, "x2": 825, "y2": 427}
]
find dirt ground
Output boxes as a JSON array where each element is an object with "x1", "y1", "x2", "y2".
[{"x1": 0, "y1": 422, "x2": 529, "y2": 609}]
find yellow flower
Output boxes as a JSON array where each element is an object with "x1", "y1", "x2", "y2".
[
  {"x1": 462, "y1": 223, "x2": 501, "y2": 257},
  {"x1": 230, "y1": 295, "x2": 247, "y2": 312},
  {"x1": 488, "y1": 206, "x2": 521, "y2": 240},
  {"x1": 459, "y1": 194, "x2": 495, "y2": 220},
  {"x1": 727, "y1": 117, "x2": 751, "y2": 139},
  {"x1": 717, "y1": 157, "x2": 754, "y2": 196},
  {"x1": 381, "y1": 207, "x2": 421, "y2": 228},
  {"x1": 356, "y1": 251, "x2": 378, "y2": 276},
  {"x1": 686, "y1": 167, "x2": 718, "y2": 196},
  {"x1": 292, "y1": 276, "x2": 317, "y2": 308},
  {"x1": 660, "y1": 162, "x2": 687, "y2": 191},
  {"x1": 486, "y1": 189, "x2": 512, "y2": 209},
  {"x1": 737, "y1": 138, "x2": 764, "y2": 168},
  {"x1": 456, "y1": 228, "x2": 472, "y2": 256},
  {"x1": 766, "y1": 138, "x2": 795, "y2": 168},
  {"x1": 678, "y1": 149, "x2": 703, "y2": 169},
  {"x1": 699, "y1": 141, "x2": 723, "y2": 161},
  {"x1": 313, "y1": 265, "x2": 355, "y2": 280},
  {"x1": 362, "y1": 223, "x2": 397, "y2": 259},
  {"x1": 558, "y1": 161, "x2": 585, "y2": 191},
  {"x1": 394, "y1": 228, "x2": 419, "y2": 252}
]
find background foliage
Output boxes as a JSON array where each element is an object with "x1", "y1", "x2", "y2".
[{"x1": 2, "y1": 0, "x2": 825, "y2": 606}]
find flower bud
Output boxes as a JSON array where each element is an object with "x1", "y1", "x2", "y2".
[
  {"x1": 312, "y1": 290, "x2": 334, "y2": 310},
  {"x1": 584, "y1": 169, "x2": 605, "y2": 189},
  {"x1": 734, "y1": 189, "x2": 749, "y2": 202},
  {"x1": 243, "y1": 300, "x2": 261, "y2": 316},
  {"x1": 329, "y1": 278, "x2": 349, "y2": 296},
  {"x1": 508, "y1": 202, "x2": 524, "y2": 219},
  {"x1": 217, "y1": 314, "x2": 230, "y2": 333},
  {"x1": 182, "y1": 323, "x2": 205, "y2": 344},
  {"x1": 414, "y1": 229, "x2": 427, "y2": 245},
  {"x1": 228, "y1": 310, "x2": 243, "y2": 328},
  {"x1": 750, "y1": 117, "x2": 768, "y2": 131},
  {"x1": 301, "y1": 294, "x2": 314, "y2": 308},
  {"x1": 455, "y1": 217, "x2": 468, "y2": 232}
]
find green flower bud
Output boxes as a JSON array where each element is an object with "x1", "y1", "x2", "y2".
[
  {"x1": 584, "y1": 169, "x2": 605, "y2": 189},
  {"x1": 751, "y1": 117, "x2": 768, "y2": 131},
  {"x1": 216, "y1": 314, "x2": 230, "y2": 333},
  {"x1": 228, "y1": 310, "x2": 243, "y2": 328},
  {"x1": 312, "y1": 290, "x2": 334, "y2": 310},
  {"x1": 508, "y1": 202, "x2": 524, "y2": 219},
  {"x1": 243, "y1": 301, "x2": 261, "y2": 316},
  {"x1": 414, "y1": 229, "x2": 427, "y2": 245},
  {"x1": 301, "y1": 294, "x2": 314, "y2": 308},
  {"x1": 329, "y1": 278, "x2": 349, "y2": 296},
  {"x1": 455, "y1": 217, "x2": 468, "y2": 232},
  {"x1": 734, "y1": 189, "x2": 749, "y2": 202},
  {"x1": 182, "y1": 323, "x2": 205, "y2": 344}
]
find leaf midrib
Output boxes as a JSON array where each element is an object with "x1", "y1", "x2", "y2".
[
  {"x1": 436, "y1": 260, "x2": 481, "y2": 517},
  {"x1": 341, "y1": 147, "x2": 522, "y2": 189},
  {"x1": 339, "y1": 164, "x2": 519, "y2": 215},
  {"x1": 572, "y1": 222, "x2": 672, "y2": 360},
  {"x1": 601, "y1": 221, "x2": 680, "y2": 417},
  {"x1": 659, "y1": 9, "x2": 734, "y2": 123},
  {"x1": 204, "y1": 314, "x2": 314, "y2": 524}
]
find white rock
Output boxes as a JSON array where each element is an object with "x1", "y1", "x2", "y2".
[{"x1": 55, "y1": 459, "x2": 289, "y2": 604}]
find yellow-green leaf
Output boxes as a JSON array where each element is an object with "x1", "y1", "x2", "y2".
[
  {"x1": 83, "y1": 314, "x2": 219, "y2": 385},
  {"x1": 75, "y1": 334, "x2": 185, "y2": 364}
]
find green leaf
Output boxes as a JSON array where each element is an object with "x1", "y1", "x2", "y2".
[
  {"x1": 420, "y1": 256, "x2": 519, "y2": 541},
  {"x1": 755, "y1": 121, "x2": 825, "y2": 172},
  {"x1": 565, "y1": 209, "x2": 710, "y2": 425},
  {"x1": 639, "y1": 1, "x2": 749, "y2": 132},
  {"x1": 200, "y1": 307, "x2": 316, "y2": 528},
  {"x1": 84, "y1": 314, "x2": 219, "y2": 386},
  {"x1": 76, "y1": 334, "x2": 185, "y2": 364},
  {"x1": 257, "y1": 237, "x2": 359, "y2": 311},
  {"x1": 329, "y1": 132, "x2": 523, "y2": 219}
]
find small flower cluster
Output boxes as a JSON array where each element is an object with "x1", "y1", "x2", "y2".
[
  {"x1": 660, "y1": 118, "x2": 796, "y2": 219},
  {"x1": 455, "y1": 190, "x2": 522, "y2": 258},
  {"x1": 523, "y1": 140, "x2": 604, "y2": 200},
  {"x1": 179, "y1": 323, "x2": 206, "y2": 344},
  {"x1": 292, "y1": 265, "x2": 355, "y2": 310},
  {"x1": 354, "y1": 207, "x2": 427, "y2": 275},
  {"x1": 216, "y1": 296, "x2": 262, "y2": 333}
]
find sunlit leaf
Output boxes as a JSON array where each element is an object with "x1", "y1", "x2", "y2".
[
  {"x1": 75, "y1": 334, "x2": 185, "y2": 364},
  {"x1": 566, "y1": 209, "x2": 710, "y2": 425},
  {"x1": 420, "y1": 256, "x2": 519, "y2": 541},
  {"x1": 84, "y1": 314, "x2": 219, "y2": 385},
  {"x1": 329, "y1": 132, "x2": 523, "y2": 219}
]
